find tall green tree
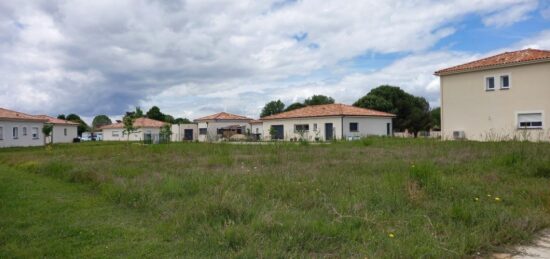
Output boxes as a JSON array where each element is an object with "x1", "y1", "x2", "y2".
[
  {"x1": 57, "y1": 114, "x2": 66, "y2": 120},
  {"x1": 354, "y1": 85, "x2": 431, "y2": 137},
  {"x1": 430, "y1": 107, "x2": 441, "y2": 130},
  {"x1": 66, "y1": 114, "x2": 89, "y2": 136},
  {"x1": 92, "y1": 115, "x2": 112, "y2": 129},
  {"x1": 146, "y1": 106, "x2": 164, "y2": 121},
  {"x1": 122, "y1": 116, "x2": 138, "y2": 142},
  {"x1": 304, "y1": 95, "x2": 335, "y2": 106},
  {"x1": 284, "y1": 102, "x2": 306, "y2": 112},
  {"x1": 163, "y1": 114, "x2": 175, "y2": 124},
  {"x1": 260, "y1": 100, "x2": 285, "y2": 117}
]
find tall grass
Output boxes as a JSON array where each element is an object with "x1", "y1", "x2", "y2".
[{"x1": 0, "y1": 138, "x2": 549, "y2": 257}]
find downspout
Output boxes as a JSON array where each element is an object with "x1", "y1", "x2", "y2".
[{"x1": 341, "y1": 116, "x2": 344, "y2": 140}]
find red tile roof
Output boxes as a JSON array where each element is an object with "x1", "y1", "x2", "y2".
[
  {"x1": 194, "y1": 112, "x2": 253, "y2": 122},
  {"x1": 261, "y1": 103, "x2": 395, "y2": 120},
  {"x1": 435, "y1": 49, "x2": 550, "y2": 75},
  {"x1": 34, "y1": 115, "x2": 79, "y2": 125},
  {"x1": 249, "y1": 119, "x2": 263, "y2": 124},
  {"x1": 0, "y1": 108, "x2": 47, "y2": 122},
  {"x1": 99, "y1": 117, "x2": 166, "y2": 129}
]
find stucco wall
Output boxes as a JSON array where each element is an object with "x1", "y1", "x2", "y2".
[
  {"x1": 197, "y1": 120, "x2": 251, "y2": 142},
  {"x1": 261, "y1": 117, "x2": 342, "y2": 141},
  {"x1": 171, "y1": 124, "x2": 198, "y2": 141},
  {"x1": 0, "y1": 120, "x2": 44, "y2": 148},
  {"x1": 102, "y1": 127, "x2": 160, "y2": 141},
  {"x1": 50, "y1": 125, "x2": 78, "y2": 143},
  {"x1": 441, "y1": 62, "x2": 550, "y2": 141},
  {"x1": 342, "y1": 117, "x2": 392, "y2": 139}
]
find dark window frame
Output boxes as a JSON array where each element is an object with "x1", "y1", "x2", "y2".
[{"x1": 349, "y1": 122, "x2": 359, "y2": 132}]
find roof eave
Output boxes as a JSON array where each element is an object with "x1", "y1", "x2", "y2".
[{"x1": 435, "y1": 58, "x2": 550, "y2": 76}]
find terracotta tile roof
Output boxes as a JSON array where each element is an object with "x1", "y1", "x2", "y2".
[
  {"x1": 0, "y1": 108, "x2": 47, "y2": 122},
  {"x1": 194, "y1": 112, "x2": 253, "y2": 122},
  {"x1": 435, "y1": 49, "x2": 550, "y2": 75},
  {"x1": 99, "y1": 117, "x2": 166, "y2": 129},
  {"x1": 261, "y1": 103, "x2": 395, "y2": 120},
  {"x1": 34, "y1": 115, "x2": 79, "y2": 125}
]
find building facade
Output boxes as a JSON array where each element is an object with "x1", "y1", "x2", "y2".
[
  {"x1": 34, "y1": 115, "x2": 79, "y2": 144},
  {"x1": 100, "y1": 117, "x2": 166, "y2": 141},
  {"x1": 194, "y1": 112, "x2": 253, "y2": 142},
  {"x1": 436, "y1": 49, "x2": 550, "y2": 141},
  {"x1": 0, "y1": 108, "x2": 46, "y2": 148}
]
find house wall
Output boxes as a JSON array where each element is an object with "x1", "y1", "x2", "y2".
[
  {"x1": 102, "y1": 127, "x2": 160, "y2": 141},
  {"x1": 441, "y1": 62, "x2": 550, "y2": 141},
  {"x1": 251, "y1": 123, "x2": 263, "y2": 137},
  {"x1": 171, "y1": 124, "x2": 198, "y2": 141},
  {"x1": 0, "y1": 120, "x2": 44, "y2": 148},
  {"x1": 261, "y1": 117, "x2": 343, "y2": 141},
  {"x1": 197, "y1": 120, "x2": 251, "y2": 142},
  {"x1": 342, "y1": 117, "x2": 392, "y2": 139},
  {"x1": 50, "y1": 125, "x2": 78, "y2": 143}
]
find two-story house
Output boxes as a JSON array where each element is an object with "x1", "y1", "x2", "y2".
[{"x1": 435, "y1": 49, "x2": 550, "y2": 141}]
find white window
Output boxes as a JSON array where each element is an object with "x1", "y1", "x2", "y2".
[
  {"x1": 23, "y1": 127, "x2": 27, "y2": 136},
  {"x1": 294, "y1": 124, "x2": 309, "y2": 132},
  {"x1": 518, "y1": 113, "x2": 543, "y2": 129},
  {"x1": 32, "y1": 127, "x2": 39, "y2": 139},
  {"x1": 64, "y1": 128, "x2": 67, "y2": 136},
  {"x1": 500, "y1": 75, "x2": 510, "y2": 89},
  {"x1": 112, "y1": 131, "x2": 120, "y2": 137},
  {"x1": 0, "y1": 127, "x2": 3, "y2": 140},
  {"x1": 12, "y1": 127, "x2": 18, "y2": 139},
  {"x1": 485, "y1": 76, "x2": 495, "y2": 91}
]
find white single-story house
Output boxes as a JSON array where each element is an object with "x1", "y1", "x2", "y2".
[
  {"x1": 0, "y1": 108, "x2": 46, "y2": 148},
  {"x1": 435, "y1": 48, "x2": 550, "y2": 141},
  {"x1": 260, "y1": 103, "x2": 395, "y2": 141},
  {"x1": 171, "y1": 123, "x2": 199, "y2": 141},
  {"x1": 194, "y1": 112, "x2": 253, "y2": 142},
  {"x1": 100, "y1": 117, "x2": 167, "y2": 141},
  {"x1": 34, "y1": 115, "x2": 79, "y2": 144}
]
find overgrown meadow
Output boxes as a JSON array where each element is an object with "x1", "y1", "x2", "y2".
[{"x1": 1, "y1": 138, "x2": 550, "y2": 257}]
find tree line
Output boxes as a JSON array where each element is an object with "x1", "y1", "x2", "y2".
[{"x1": 260, "y1": 85, "x2": 441, "y2": 137}]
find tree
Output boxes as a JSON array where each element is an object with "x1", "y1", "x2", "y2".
[
  {"x1": 260, "y1": 100, "x2": 285, "y2": 117},
  {"x1": 146, "y1": 106, "x2": 164, "y2": 121},
  {"x1": 304, "y1": 95, "x2": 335, "y2": 106},
  {"x1": 122, "y1": 116, "x2": 138, "y2": 142},
  {"x1": 92, "y1": 115, "x2": 112, "y2": 129},
  {"x1": 430, "y1": 107, "x2": 441, "y2": 130},
  {"x1": 42, "y1": 124, "x2": 53, "y2": 145},
  {"x1": 57, "y1": 114, "x2": 66, "y2": 120},
  {"x1": 159, "y1": 124, "x2": 172, "y2": 144},
  {"x1": 353, "y1": 85, "x2": 431, "y2": 137},
  {"x1": 285, "y1": 102, "x2": 306, "y2": 112},
  {"x1": 163, "y1": 114, "x2": 175, "y2": 124},
  {"x1": 125, "y1": 107, "x2": 144, "y2": 119},
  {"x1": 66, "y1": 114, "x2": 89, "y2": 136},
  {"x1": 174, "y1": 118, "x2": 191, "y2": 124}
]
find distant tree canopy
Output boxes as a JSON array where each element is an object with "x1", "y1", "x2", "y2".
[
  {"x1": 430, "y1": 107, "x2": 441, "y2": 130},
  {"x1": 66, "y1": 114, "x2": 89, "y2": 136},
  {"x1": 353, "y1": 85, "x2": 431, "y2": 136},
  {"x1": 124, "y1": 106, "x2": 188, "y2": 124},
  {"x1": 260, "y1": 95, "x2": 336, "y2": 117},
  {"x1": 57, "y1": 114, "x2": 66, "y2": 120},
  {"x1": 174, "y1": 118, "x2": 191, "y2": 124},
  {"x1": 304, "y1": 95, "x2": 335, "y2": 106},
  {"x1": 284, "y1": 102, "x2": 306, "y2": 112},
  {"x1": 260, "y1": 100, "x2": 285, "y2": 118},
  {"x1": 92, "y1": 115, "x2": 112, "y2": 129}
]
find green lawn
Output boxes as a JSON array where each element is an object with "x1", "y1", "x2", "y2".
[{"x1": 1, "y1": 138, "x2": 549, "y2": 257}]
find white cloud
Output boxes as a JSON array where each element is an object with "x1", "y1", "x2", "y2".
[{"x1": 0, "y1": 0, "x2": 543, "y2": 119}]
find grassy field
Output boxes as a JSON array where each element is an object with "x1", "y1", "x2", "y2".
[{"x1": 1, "y1": 138, "x2": 550, "y2": 258}]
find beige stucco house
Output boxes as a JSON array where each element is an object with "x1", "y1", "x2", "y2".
[
  {"x1": 260, "y1": 103, "x2": 395, "y2": 141},
  {"x1": 435, "y1": 49, "x2": 550, "y2": 142},
  {"x1": 194, "y1": 112, "x2": 253, "y2": 142},
  {"x1": 34, "y1": 115, "x2": 79, "y2": 144},
  {"x1": 0, "y1": 108, "x2": 46, "y2": 148},
  {"x1": 171, "y1": 123, "x2": 198, "y2": 142},
  {"x1": 100, "y1": 117, "x2": 167, "y2": 141}
]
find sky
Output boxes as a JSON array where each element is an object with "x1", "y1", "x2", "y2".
[{"x1": 1, "y1": 0, "x2": 549, "y2": 123}]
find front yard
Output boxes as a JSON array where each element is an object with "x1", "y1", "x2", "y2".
[{"x1": 1, "y1": 138, "x2": 549, "y2": 257}]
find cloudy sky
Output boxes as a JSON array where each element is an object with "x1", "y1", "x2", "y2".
[{"x1": 1, "y1": 0, "x2": 549, "y2": 122}]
